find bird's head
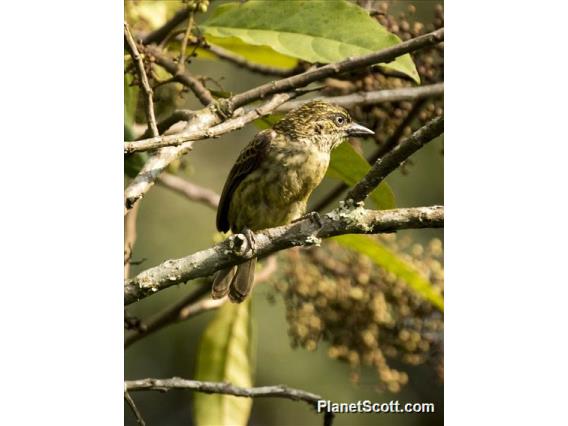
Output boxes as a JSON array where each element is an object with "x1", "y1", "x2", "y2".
[{"x1": 273, "y1": 100, "x2": 374, "y2": 151}]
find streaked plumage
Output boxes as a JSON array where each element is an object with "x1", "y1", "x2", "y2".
[{"x1": 212, "y1": 100, "x2": 374, "y2": 302}]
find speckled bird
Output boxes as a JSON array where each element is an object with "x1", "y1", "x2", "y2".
[{"x1": 213, "y1": 100, "x2": 374, "y2": 302}]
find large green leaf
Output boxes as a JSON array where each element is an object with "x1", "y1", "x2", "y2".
[
  {"x1": 328, "y1": 142, "x2": 396, "y2": 210},
  {"x1": 334, "y1": 235, "x2": 444, "y2": 311},
  {"x1": 193, "y1": 299, "x2": 254, "y2": 426},
  {"x1": 200, "y1": 0, "x2": 419, "y2": 82},
  {"x1": 197, "y1": 35, "x2": 299, "y2": 70}
]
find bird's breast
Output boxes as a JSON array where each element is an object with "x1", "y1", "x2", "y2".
[
  {"x1": 265, "y1": 145, "x2": 330, "y2": 202},
  {"x1": 229, "y1": 144, "x2": 330, "y2": 230}
]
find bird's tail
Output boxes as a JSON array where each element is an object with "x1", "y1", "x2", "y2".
[
  {"x1": 211, "y1": 258, "x2": 257, "y2": 303},
  {"x1": 211, "y1": 266, "x2": 236, "y2": 299}
]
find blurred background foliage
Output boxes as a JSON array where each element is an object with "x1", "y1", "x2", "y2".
[{"x1": 125, "y1": 1, "x2": 443, "y2": 425}]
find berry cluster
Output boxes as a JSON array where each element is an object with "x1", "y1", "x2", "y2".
[
  {"x1": 183, "y1": 0, "x2": 210, "y2": 14},
  {"x1": 274, "y1": 235, "x2": 444, "y2": 392}
]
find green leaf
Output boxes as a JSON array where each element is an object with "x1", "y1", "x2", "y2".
[
  {"x1": 252, "y1": 113, "x2": 283, "y2": 130},
  {"x1": 193, "y1": 299, "x2": 254, "y2": 426},
  {"x1": 198, "y1": 35, "x2": 299, "y2": 70},
  {"x1": 328, "y1": 142, "x2": 396, "y2": 210},
  {"x1": 200, "y1": 0, "x2": 419, "y2": 82},
  {"x1": 334, "y1": 235, "x2": 444, "y2": 311}
]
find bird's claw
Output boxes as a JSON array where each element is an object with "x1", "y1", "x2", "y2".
[
  {"x1": 231, "y1": 228, "x2": 256, "y2": 257},
  {"x1": 242, "y1": 227, "x2": 256, "y2": 256}
]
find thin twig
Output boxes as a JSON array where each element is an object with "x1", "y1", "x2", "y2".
[
  {"x1": 177, "y1": 10, "x2": 194, "y2": 73},
  {"x1": 178, "y1": 297, "x2": 225, "y2": 319},
  {"x1": 146, "y1": 44, "x2": 214, "y2": 106},
  {"x1": 157, "y1": 173, "x2": 220, "y2": 210},
  {"x1": 124, "y1": 22, "x2": 159, "y2": 138},
  {"x1": 124, "y1": 390, "x2": 146, "y2": 426},
  {"x1": 125, "y1": 280, "x2": 211, "y2": 348},
  {"x1": 124, "y1": 257, "x2": 277, "y2": 348},
  {"x1": 136, "y1": 109, "x2": 194, "y2": 141},
  {"x1": 125, "y1": 377, "x2": 333, "y2": 425},
  {"x1": 124, "y1": 28, "x2": 444, "y2": 213},
  {"x1": 346, "y1": 116, "x2": 444, "y2": 202},
  {"x1": 124, "y1": 92, "x2": 294, "y2": 154},
  {"x1": 159, "y1": 28, "x2": 187, "y2": 49},
  {"x1": 206, "y1": 43, "x2": 300, "y2": 77},
  {"x1": 276, "y1": 83, "x2": 443, "y2": 112},
  {"x1": 124, "y1": 205, "x2": 443, "y2": 305}
]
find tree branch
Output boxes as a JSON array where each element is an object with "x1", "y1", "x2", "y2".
[
  {"x1": 124, "y1": 22, "x2": 159, "y2": 138},
  {"x1": 276, "y1": 83, "x2": 443, "y2": 112},
  {"x1": 124, "y1": 257, "x2": 277, "y2": 348},
  {"x1": 124, "y1": 205, "x2": 443, "y2": 305},
  {"x1": 125, "y1": 69, "x2": 444, "y2": 155},
  {"x1": 125, "y1": 280, "x2": 210, "y2": 348},
  {"x1": 136, "y1": 109, "x2": 194, "y2": 141},
  {"x1": 123, "y1": 28, "x2": 443, "y2": 213},
  {"x1": 124, "y1": 92, "x2": 294, "y2": 154},
  {"x1": 346, "y1": 116, "x2": 444, "y2": 202},
  {"x1": 124, "y1": 103, "x2": 220, "y2": 213},
  {"x1": 125, "y1": 377, "x2": 334, "y2": 425},
  {"x1": 145, "y1": 45, "x2": 214, "y2": 107},
  {"x1": 124, "y1": 91, "x2": 303, "y2": 212},
  {"x1": 157, "y1": 173, "x2": 220, "y2": 210}
]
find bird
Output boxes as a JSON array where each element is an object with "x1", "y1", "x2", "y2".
[{"x1": 212, "y1": 100, "x2": 374, "y2": 302}]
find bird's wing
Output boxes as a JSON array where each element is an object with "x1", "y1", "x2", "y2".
[{"x1": 216, "y1": 129, "x2": 273, "y2": 232}]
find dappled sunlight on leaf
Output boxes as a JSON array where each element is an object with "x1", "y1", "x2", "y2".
[
  {"x1": 193, "y1": 299, "x2": 254, "y2": 426},
  {"x1": 328, "y1": 142, "x2": 396, "y2": 210},
  {"x1": 200, "y1": 0, "x2": 419, "y2": 82}
]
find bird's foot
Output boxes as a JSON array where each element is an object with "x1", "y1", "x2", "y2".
[
  {"x1": 231, "y1": 227, "x2": 256, "y2": 257},
  {"x1": 242, "y1": 227, "x2": 256, "y2": 255}
]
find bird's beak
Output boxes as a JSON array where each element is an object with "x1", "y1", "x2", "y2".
[{"x1": 346, "y1": 122, "x2": 374, "y2": 136}]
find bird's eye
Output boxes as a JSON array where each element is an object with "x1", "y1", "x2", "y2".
[{"x1": 335, "y1": 115, "x2": 346, "y2": 126}]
